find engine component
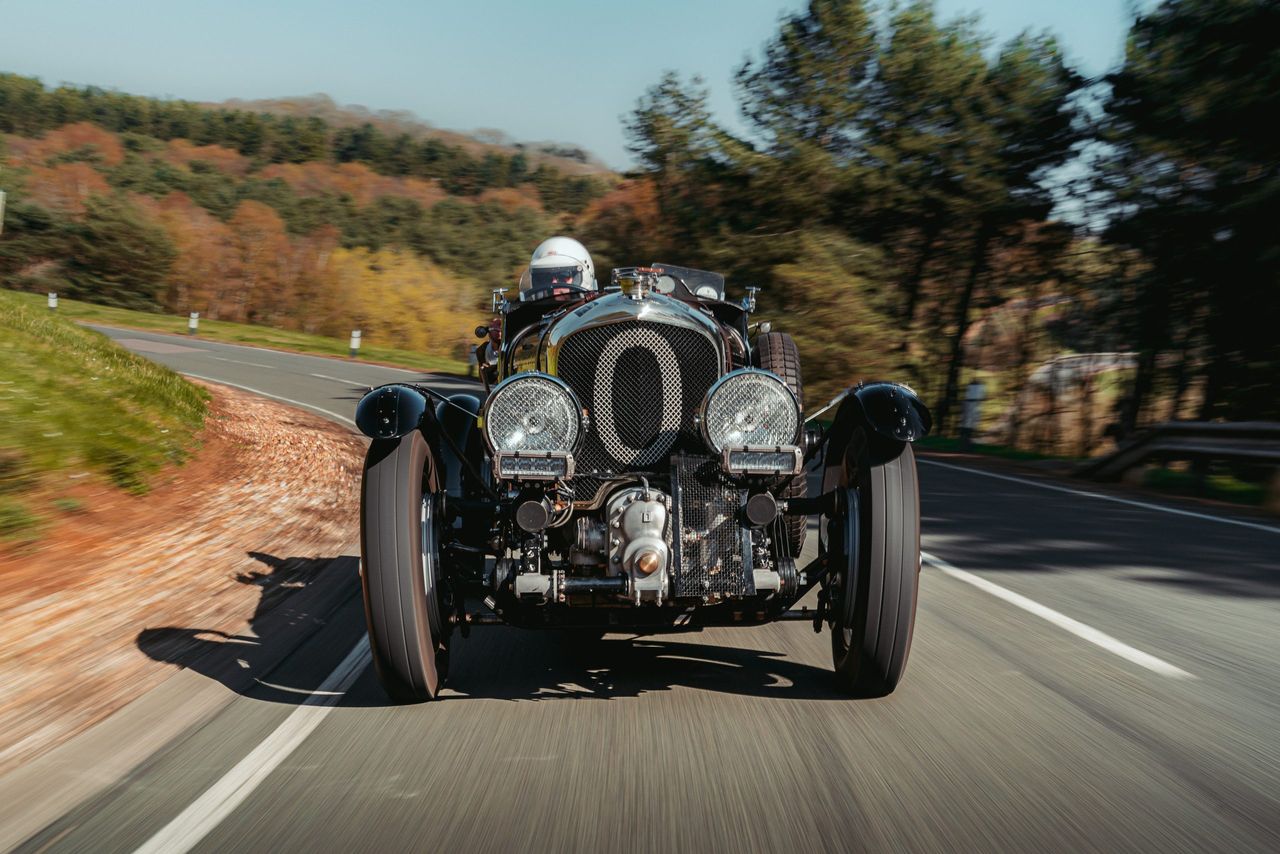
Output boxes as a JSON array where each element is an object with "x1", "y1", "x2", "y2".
[
  {"x1": 670, "y1": 455, "x2": 754, "y2": 599},
  {"x1": 753, "y1": 568, "x2": 782, "y2": 591},
  {"x1": 570, "y1": 516, "x2": 607, "y2": 566},
  {"x1": 776, "y1": 556, "x2": 799, "y2": 598},
  {"x1": 514, "y1": 572, "x2": 551, "y2": 598},
  {"x1": 516, "y1": 498, "x2": 553, "y2": 532},
  {"x1": 490, "y1": 557, "x2": 516, "y2": 592},
  {"x1": 605, "y1": 483, "x2": 672, "y2": 604},
  {"x1": 560, "y1": 577, "x2": 628, "y2": 595},
  {"x1": 743, "y1": 492, "x2": 779, "y2": 527}
]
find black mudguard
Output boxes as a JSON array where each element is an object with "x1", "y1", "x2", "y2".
[
  {"x1": 355, "y1": 384, "x2": 430, "y2": 440},
  {"x1": 355, "y1": 384, "x2": 485, "y2": 499},
  {"x1": 825, "y1": 382, "x2": 931, "y2": 468},
  {"x1": 357, "y1": 384, "x2": 446, "y2": 498},
  {"x1": 432, "y1": 394, "x2": 483, "y2": 498}
]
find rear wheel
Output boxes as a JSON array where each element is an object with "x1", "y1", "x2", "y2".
[
  {"x1": 825, "y1": 436, "x2": 920, "y2": 697},
  {"x1": 360, "y1": 431, "x2": 452, "y2": 702},
  {"x1": 754, "y1": 331, "x2": 806, "y2": 555}
]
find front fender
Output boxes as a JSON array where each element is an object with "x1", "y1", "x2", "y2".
[
  {"x1": 355, "y1": 384, "x2": 430, "y2": 440},
  {"x1": 824, "y1": 382, "x2": 931, "y2": 468},
  {"x1": 850, "y1": 382, "x2": 931, "y2": 443}
]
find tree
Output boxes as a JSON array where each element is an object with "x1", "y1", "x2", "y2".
[
  {"x1": 931, "y1": 31, "x2": 1086, "y2": 433},
  {"x1": 0, "y1": 197, "x2": 71, "y2": 281},
  {"x1": 728, "y1": 2, "x2": 1085, "y2": 431},
  {"x1": 625, "y1": 72, "x2": 720, "y2": 176},
  {"x1": 736, "y1": 0, "x2": 878, "y2": 159},
  {"x1": 622, "y1": 73, "x2": 738, "y2": 259},
  {"x1": 142, "y1": 192, "x2": 236, "y2": 316},
  {"x1": 1097, "y1": 0, "x2": 1280, "y2": 422},
  {"x1": 224, "y1": 201, "x2": 291, "y2": 323},
  {"x1": 62, "y1": 195, "x2": 175, "y2": 308}
]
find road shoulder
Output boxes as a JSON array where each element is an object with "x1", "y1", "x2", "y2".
[{"x1": 0, "y1": 383, "x2": 365, "y2": 778}]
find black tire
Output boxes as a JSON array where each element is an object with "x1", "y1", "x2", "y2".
[
  {"x1": 360, "y1": 431, "x2": 451, "y2": 702},
  {"x1": 754, "y1": 331, "x2": 806, "y2": 555},
  {"x1": 826, "y1": 438, "x2": 920, "y2": 697}
]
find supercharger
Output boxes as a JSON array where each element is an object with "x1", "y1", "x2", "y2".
[{"x1": 604, "y1": 483, "x2": 672, "y2": 605}]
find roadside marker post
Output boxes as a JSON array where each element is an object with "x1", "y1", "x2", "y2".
[
  {"x1": 47, "y1": 293, "x2": 58, "y2": 311},
  {"x1": 961, "y1": 378, "x2": 986, "y2": 449},
  {"x1": 0, "y1": 189, "x2": 7, "y2": 236},
  {"x1": 349, "y1": 330, "x2": 362, "y2": 358},
  {"x1": 188, "y1": 312, "x2": 199, "y2": 335}
]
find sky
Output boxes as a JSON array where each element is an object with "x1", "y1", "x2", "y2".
[{"x1": 2, "y1": 0, "x2": 1138, "y2": 168}]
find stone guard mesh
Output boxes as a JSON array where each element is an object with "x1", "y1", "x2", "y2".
[{"x1": 670, "y1": 454, "x2": 753, "y2": 599}]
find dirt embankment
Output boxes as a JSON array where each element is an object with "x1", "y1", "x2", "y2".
[{"x1": 0, "y1": 382, "x2": 366, "y2": 775}]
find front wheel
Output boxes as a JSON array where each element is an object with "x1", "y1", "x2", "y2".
[
  {"x1": 360, "y1": 431, "x2": 452, "y2": 702},
  {"x1": 826, "y1": 439, "x2": 920, "y2": 697}
]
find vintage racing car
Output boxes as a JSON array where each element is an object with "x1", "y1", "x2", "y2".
[{"x1": 354, "y1": 237, "x2": 931, "y2": 702}]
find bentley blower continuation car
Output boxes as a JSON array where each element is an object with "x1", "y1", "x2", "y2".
[{"x1": 354, "y1": 240, "x2": 931, "y2": 702}]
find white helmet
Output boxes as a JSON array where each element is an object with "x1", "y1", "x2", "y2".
[{"x1": 520, "y1": 236, "x2": 596, "y2": 300}]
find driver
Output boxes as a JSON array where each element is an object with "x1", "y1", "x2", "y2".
[{"x1": 520, "y1": 236, "x2": 597, "y2": 300}]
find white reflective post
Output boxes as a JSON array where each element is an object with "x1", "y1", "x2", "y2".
[
  {"x1": 961, "y1": 379, "x2": 986, "y2": 448},
  {"x1": 0, "y1": 189, "x2": 7, "y2": 236},
  {"x1": 47, "y1": 293, "x2": 58, "y2": 311},
  {"x1": 349, "y1": 329, "x2": 362, "y2": 358},
  {"x1": 188, "y1": 312, "x2": 199, "y2": 335}
]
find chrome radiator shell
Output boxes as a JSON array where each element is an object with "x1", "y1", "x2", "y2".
[{"x1": 547, "y1": 293, "x2": 726, "y2": 507}]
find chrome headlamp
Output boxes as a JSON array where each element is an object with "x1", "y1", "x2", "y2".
[
  {"x1": 700, "y1": 369, "x2": 801, "y2": 468},
  {"x1": 483, "y1": 374, "x2": 582, "y2": 479}
]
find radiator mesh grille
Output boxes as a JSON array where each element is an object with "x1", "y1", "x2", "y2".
[
  {"x1": 670, "y1": 454, "x2": 753, "y2": 598},
  {"x1": 557, "y1": 321, "x2": 719, "y2": 504}
]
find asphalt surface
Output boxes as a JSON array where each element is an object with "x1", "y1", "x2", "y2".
[{"x1": 3, "y1": 325, "x2": 1278, "y2": 853}]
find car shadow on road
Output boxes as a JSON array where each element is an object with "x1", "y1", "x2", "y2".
[
  {"x1": 139, "y1": 553, "x2": 856, "y2": 707},
  {"x1": 135, "y1": 551, "x2": 389, "y2": 707},
  {"x1": 423, "y1": 628, "x2": 856, "y2": 704}
]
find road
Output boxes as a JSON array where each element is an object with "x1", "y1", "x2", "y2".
[{"x1": 3, "y1": 326, "x2": 1277, "y2": 853}]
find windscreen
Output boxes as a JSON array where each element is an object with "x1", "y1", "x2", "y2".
[{"x1": 650, "y1": 263, "x2": 726, "y2": 300}]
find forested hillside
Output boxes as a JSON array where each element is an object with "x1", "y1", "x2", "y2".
[{"x1": 0, "y1": 75, "x2": 612, "y2": 361}]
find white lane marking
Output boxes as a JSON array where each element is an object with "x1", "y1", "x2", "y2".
[
  {"x1": 207, "y1": 356, "x2": 277, "y2": 370},
  {"x1": 308, "y1": 372, "x2": 370, "y2": 387},
  {"x1": 922, "y1": 551, "x2": 1196, "y2": 679},
  {"x1": 253, "y1": 678, "x2": 347, "y2": 697},
  {"x1": 180, "y1": 373, "x2": 356, "y2": 427},
  {"x1": 132, "y1": 637, "x2": 371, "y2": 854},
  {"x1": 919, "y1": 458, "x2": 1280, "y2": 536}
]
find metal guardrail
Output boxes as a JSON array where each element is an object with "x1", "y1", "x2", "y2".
[{"x1": 1076, "y1": 421, "x2": 1280, "y2": 481}]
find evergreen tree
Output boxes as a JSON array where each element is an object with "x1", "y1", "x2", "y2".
[
  {"x1": 62, "y1": 195, "x2": 176, "y2": 308},
  {"x1": 1097, "y1": 0, "x2": 1280, "y2": 422}
]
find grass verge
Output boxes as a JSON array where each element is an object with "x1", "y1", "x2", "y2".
[
  {"x1": 0, "y1": 290, "x2": 208, "y2": 541},
  {"x1": 915, "y1": 435, "x2": 1081, "y2": 464},
  {"x1": 3, "y1": 290, "x2": 470, "y2": 375},
  {"x1": 918, "y1": 435, "x2": 1269, "y2": 509},
  {"x1": 1142, "y1": 465, "x2": 1267, "y2": 507}
]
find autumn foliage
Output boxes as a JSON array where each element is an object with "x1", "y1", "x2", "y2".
[{"x1": 0, "y1": 117, "x2": 567, "y2": 362}]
